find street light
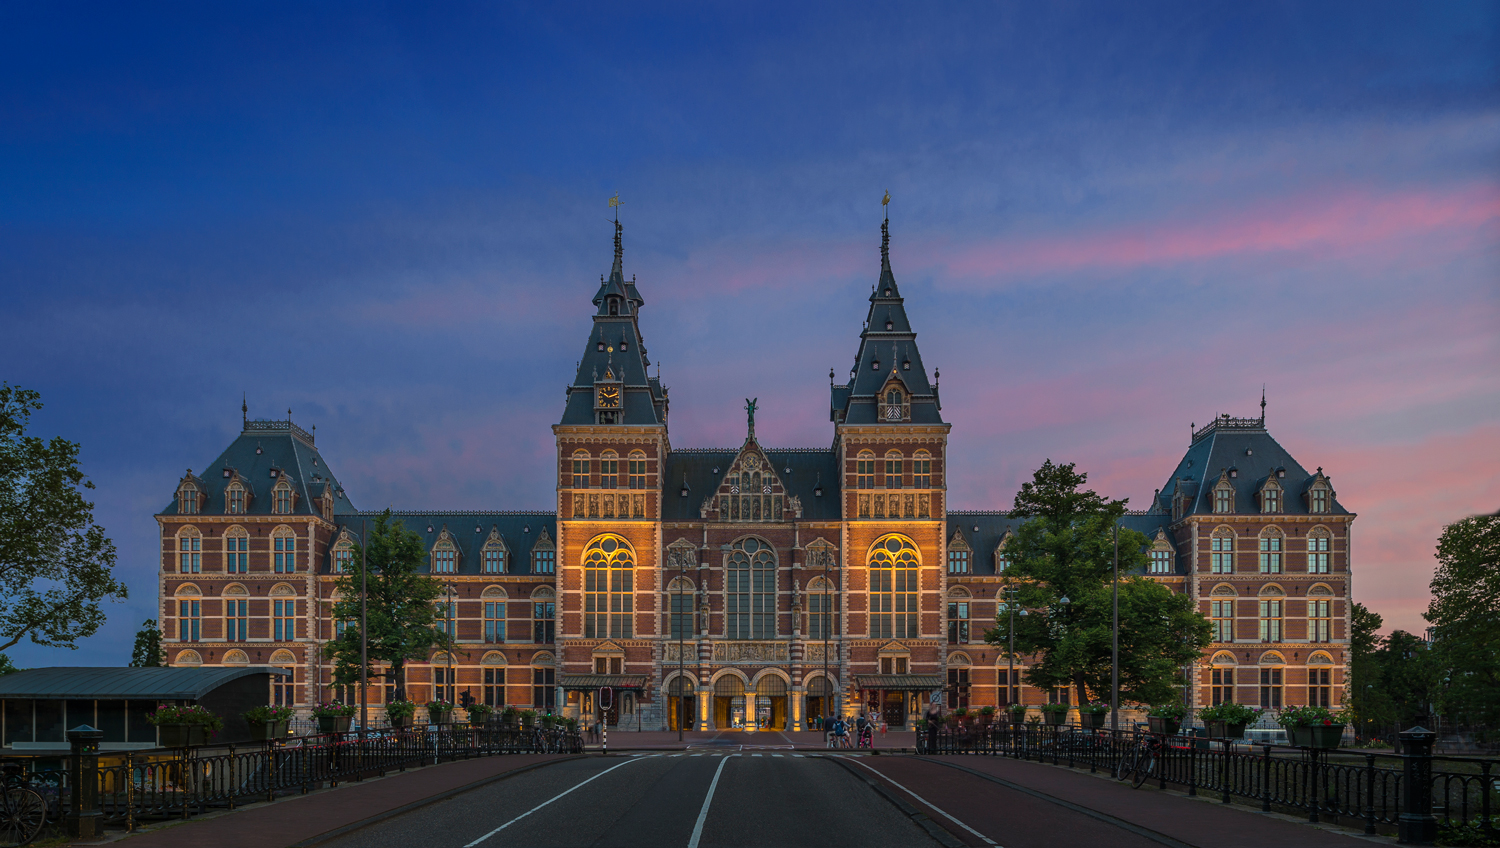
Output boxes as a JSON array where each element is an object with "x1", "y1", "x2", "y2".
[{"x1": 1112, "y1": 522, "x2": 1119, "y2": 733}]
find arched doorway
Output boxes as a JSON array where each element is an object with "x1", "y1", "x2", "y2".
[
  {"x1": 805, "y1": 676, "x2": 834, "y2": 726},
  {"x1": 666, "y1": 676, "x2": 694, "y2": 731},
  {"x1": 755, "y1": 674, "x2": 788, "y2": 730},
  {"x1": 713, "y1": 675, "x2": 745, "y2": 729}
]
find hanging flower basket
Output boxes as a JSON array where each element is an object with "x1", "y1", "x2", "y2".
[
  {"x1": 247, "y1": 721, "x2": 290, "y2": 742},
  {"x1": 1078, "y1": 711, "x2": 1106, "y2": 729},
  {"x1": 317, "y1": 715, "x2": 352, "y2": 734}
]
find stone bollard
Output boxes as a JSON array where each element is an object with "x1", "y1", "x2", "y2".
[
  {"x1": 67, "y1": 724, "x2": 105, "y2": 838},
  {"x1": 1398, "y1": 726, "x2": 1437, "y2": 845}
]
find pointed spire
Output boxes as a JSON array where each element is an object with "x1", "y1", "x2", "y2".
[
  {"x1": 611, "y1": 220, "x2": 623, "y2": 280},
  {"x1": 242, "y1": 393, "x2": 247, "y2": 426},
  {"x1": 1261, "y1": 385, "x2": 1267, "y2": 421}
]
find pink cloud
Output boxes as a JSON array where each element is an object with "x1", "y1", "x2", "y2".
[{"x1": 928, "y1": 183, "x2": 1499, "y2": 282}]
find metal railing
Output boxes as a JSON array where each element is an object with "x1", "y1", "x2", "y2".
[
  {"x1": 914, "y1": 722, "x2": 1496, "y2": 842},
  {"x1": 6, "y1": 724, "x2": 582, "y2": 836}
]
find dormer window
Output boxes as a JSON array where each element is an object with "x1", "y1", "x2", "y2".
[
  {"x1": 1212, "y1": 472, "x2": 1235, "y2": 514},
  {"x1": 178, "y1": 481, "x2": 201, "y2": 515},
  {"x1": 272, "y1": 479, "x2": 294, "y2": 515},
  {"x1": 531, "y1": 527, "x2": 556, "y2": 574},
  {"x1": 947, "y1": 529, "x2": 971, "y2": 574},
  {"x1": 1306, "y1": 471, "x2": 1332, "y2": 514},
  {"x1": 226, "y1": 481, "x2": 246, "y2": 515},
  {"x1": 482, "y1": 528, "x2": 507, "y2": 574},
  {"x1": 995, "y1": 532, "x2": 1014, "y2": 572},
  {"x1": 1259, "y1": 477, "x2": 1282, "y2": 514},
  {"x1": 432, "y1": 530, "x2": 458, "y2": 574}
]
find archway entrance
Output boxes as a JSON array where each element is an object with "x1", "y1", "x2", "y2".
[
  {"x1": 755, "y1": 675, "x2": 787, "y2": 730},
  {"x1": 805, "y1": 676, "x2": 833, "y2": 727},
  {"x1": 713, "y1": 676, "x2": 745, "y2": 729},
  {"x1": 666, "y1": 676, "x2": 694, "y2": 732}
]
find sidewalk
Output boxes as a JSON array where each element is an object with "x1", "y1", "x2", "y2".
[
  {"x1": 104, "y1": 753, "x2": 574, "y2": 848},
  {"x1": 585, "y1": 728, "x2": 921, "y2": 750},
  {"x1": 862, "y1": 754, "x2": 1385, "y2": 847}
]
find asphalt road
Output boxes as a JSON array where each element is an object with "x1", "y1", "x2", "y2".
[{"x1": 320, "y1": 752, "x2": 940, "y2": 848}]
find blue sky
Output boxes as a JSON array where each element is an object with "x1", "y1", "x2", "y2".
[{"x1": 2, "y1": 2, "x2": 1496, "y2": 665}]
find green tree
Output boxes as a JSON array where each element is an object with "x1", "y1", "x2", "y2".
[
  {"x1": 984, "y1": 460, "x2": 1212, "y2": 707},
  {"x1": 129, "y1": 619, "x2": 164, "y2": 667},
  {"x1": 0, "y1": 654, "x2": 19, "y2": 675},
  {"x1": 1373, "y1": 630, "x2": 1440, "y2": 727},
  {"x1": 1424, "y1": 514, "x2": 1500, "y2": 727},
  {"x1": 0, "y1": 384, "x2": 127, "y2": 651},
  {"x1": 1345, "y1": 602, "x2": 1393, "y2": 736},
  {"x1": 322, "y1": 511, "x2": 442, "y2": 702}
]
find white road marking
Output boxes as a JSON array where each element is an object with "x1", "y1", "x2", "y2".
[
  {"x1": 773, "y1": 754, "x2": 784, "y2": 758},
  {"x1": 464, "y1": 757, "x2": 644, "y2": 846},
  {"x1": 687, "y1": 754, "x2": 737, "y2": 848},
  {"x1": 842, "y1": 757, "x2": 1000, "y2": 847},
  {"x1": 792, "y1": 753, "x2": 805, "y2": 758}
]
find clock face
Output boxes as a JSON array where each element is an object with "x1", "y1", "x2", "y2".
[{"x1": 597, "y1": 385, "x2": 620, "y2": 408}]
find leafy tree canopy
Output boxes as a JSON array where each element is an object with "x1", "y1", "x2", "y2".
[
  {"x1": 130, "y1": 619, "x2": 164, "y2": 667},
  {"x1": 985, "y1": 460, "x2": 1212, "y2": 707},
  {"x1": 1424, "y1": 514, "x2": 1500, "y2": 726},
  {"x1": 0, "y1": 384, "x2": 127, "y2": 651},
  {"x1": 322, "y1": 511, "x2": 442, "y2": 701}
]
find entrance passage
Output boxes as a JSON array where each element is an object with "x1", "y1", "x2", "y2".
[
  {"x1": 713, "y1": 676, "x2": 745, "y2": 729},
  {"x1": 666, "y1": 677, "x2": 693, "y2": 731},
  {"x1": 756, "y1": 675, "x2": 787, "y2": 730},
  {"x1": 882, "y1": 691, "x2": 906, "y2": 728},
  {"x1": 805, "y1": 676, "x2": 833, "y2": 726}
]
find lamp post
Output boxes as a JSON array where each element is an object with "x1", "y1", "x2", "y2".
[
  {"x1": 1112, "y1": 522, "x2": 1119, "y2": 733},
  {"x1": 445, "y1": 583, "x2": 456, "y2": 714},
  {"x1": 1000, "y1": 583, "x2": 1028, "y2": 711},
  {"x1": 675, "y1": 558, "x2": 685, "y2": 742},
  {"x1": 360, "y1": 519, "x2": 368, "y2": 738}
]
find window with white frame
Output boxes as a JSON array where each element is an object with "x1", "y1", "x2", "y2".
[
  {"x1": 1211, "y1": 529, "x2": 1234, "y2": 573},
  {"x1": 1308, "y1": 530, "x2": 1331, "y2": 573},
  {"x1": 1258, "y1": 597, "x2": 1283, "y2": 641},
  {"x1": 178, "y1": 530, "x2": 202, "y2": 573},
  {"x1": 1149, "y1": 548, "x2": 1172, "y2": 573},
  {"x1": 1259, "y1": 531, "x2": 1283, "y2": 574},
  {"x1": 273, "y1": 530, "x2": 296, "y2": 573}
]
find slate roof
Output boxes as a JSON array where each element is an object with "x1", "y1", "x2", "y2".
[
  {"x1": 832, "y1": 220, "x2": 944, "y2": 426},
  {"x1": 1156, "y1": 415, "x2": 1349, "y2": 518},
  {"x1": 946, "y1": 511, "x2": 1180, "y2": 575},
  {"x1": 562, "y1": 222, "x2": 667, "y2": 427},
  {"x1": 329, "y1": 512, "x2": 558, "y2": 577},
  {"x1": 0, "y1": 666, "x2": 287, "y2": 700},
  {"x1": 158, "y1": 419, "x2": 358, "y2": 517},
  {"x1": 662, "y1": 447, "x2": 842, "y2": 522}
]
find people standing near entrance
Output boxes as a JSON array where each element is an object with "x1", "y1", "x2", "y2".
[{"x1": 924, "y1": 702, "x2": 941, "y2": 753}]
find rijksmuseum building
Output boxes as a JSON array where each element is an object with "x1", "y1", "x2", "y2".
[{"x1": 157, "y1": 219, "x2": 1353, "y2": 732}]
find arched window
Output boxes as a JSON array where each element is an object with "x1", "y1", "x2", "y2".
[
  {"x1": 1210, "y1": 584, "x2": 1236, "y2": 642},
  {"x1": 946, "y1": 529, "x2": 970, "y2": 574},
  {"x1": 856, "y1": 451, "x2": 875, "y2": 490},
  {"x1": 220, "y1": 525, "x2": 248, "y2": 574},
  {"x1": 727, "y1": 537, "x2": 777, "y2": 639},
  {"x1": 906, "y1": 450, "x2": 930, "y2": 489},
  {"x1": 270, "y1": 649, "x2": 298, "y2": 706},
  {"x1": 175, "y1": 583, "x2": 201, "y2": 642},
  {"x1": 1259, "y1": 476, "x2": 1282, "y2": 513},
  {"x1": 995, "y1": 532, "x2": 1014, "y2": 573},
  {"x1": 224, "y1": 583, "x2": 249, "y2": 641},
  {"x1": 1148, "y1": 530, "x2": 1174, "y2": 574},
  {"x1": 628, "y1": 450, "x2": 647, "y2": 489},
  {"x1": 482, "y1": 585, "x2": 507, "y2": 643},
  {"x1": 1307, "y1": 526, "x2": 1331, "y2": 574},
  {"x1": 884, "y1": 451, "x2": 904, "y2": 489},
  {"x1": 666, "y1": 576, "x2": 696, "y2": 640},
  {"x1": 806, "y1": 575, "x2": 837, "y2": 640},
  {"x1": 1308, "y1": 651, "x2": 1334, "y2": 708},
  {"x1": 271, "y1": 526, "x2": 297, "y2": 573},
  {"x1": 331, "y1": 535, "x2": 353, "y2": 574},
  {"x1": 1258, "y1": 584, "x2": 1284, "y2": 642},
  {"x1": 531, "y1": 527, "x2": 555, "y2": 574},
  {"x1": 869, "y1": 534, "x2": 920, "y2": 639},
  {"x1": 1210, "y1": 526, "x2": 1235, "y2": 574},
  {"x1": 947, "y1": 587, "x2": 972, "y2": 644},
  {"x1": 1307, "y1": 583, "x2": 1333, "y2": 643},
  {"x1": 570, "y1": 450, "x2": 591, "y2": 488},
  {"x1": 177, "y1": 526, "x2": 202, "y2": 574},
  {"x1": 1257, "y1": 651, "x2": 1286, "y2": 709},
  {"x1": 600, "y1": 451, "x2": 619, "y2": 490},
  {"x1": 270, "y1": 583, "x2": 297, "y2": 641},
  {"x1": 582, "y1": 534, "x2": 634, "y2": 639},
  {"x1": 1258, "y1": 527, "x2": 1284, "y2": 574},
  {"x1": 1210, "y1": 651, "x2": 1237, "y2": 705},
  {"x1": 481, "y1": 652, "x2": 507, "y2": 707},
  {"x1": 1306, "y1": 472, "x2": 1333, "y2": 514},
  {"x1": 531, "y1": 651, "x2": 556, "y2": 710}
]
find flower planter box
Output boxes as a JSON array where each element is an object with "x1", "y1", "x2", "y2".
[
  {"x1": 1289, "y1": 725, "x2": 1344, "y2": 749},
  {"x1": 429, "y1": 710, "x2": 452, "y2": 726},
  {"x1": 1205, "y1": 721, "x2": 1247, "y2": 740},
  {"x1": 1043, "y1": 711, "x2": 1067, "y2": 727},
  {"x1": 1008, "y1": 712, "x2": 1028, "y2": 725},
  {"x1": 247, "y1": 720, "x2": 289, "y2": 742},
  {"x1": 158, "y1": 725, "x2": 207, "y2": 748},
  {"x1": 317, "y1": 715, "x2": 352, "y2": 734},
  {"x1": 1078, "y1": 712, "x2": 1107, "y2": 729},
  {"x1": 388, "y1": 715, "x2": 411, "y2": 730},
  {"x1": 1147, "y1": 716, "x2": 1181, "y2": 736}
]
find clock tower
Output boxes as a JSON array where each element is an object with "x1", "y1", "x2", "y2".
[{"x1": 552, "y1": 219, "x2": 669, "y2": 719}]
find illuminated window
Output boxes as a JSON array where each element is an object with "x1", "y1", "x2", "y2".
[
  {"x1": 869, "y1": 535, "x2": 919, "y2": 639},
  {"x1": 1149, "y1": 549, "x2": 1172, "y2": 574},
  {"x1": 727, "y1": 537, "x2": 776, "y2": 639},
  {"x1": 583, "y1": 534, "x2": 634, "y2": 639},
  {"x1": 947, "y1": 549, "x2": 969, "y2": 574}
]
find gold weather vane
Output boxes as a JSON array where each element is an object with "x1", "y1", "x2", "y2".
[{"x1": 882, "y1": 190, "x2": 890, "y2": 207}]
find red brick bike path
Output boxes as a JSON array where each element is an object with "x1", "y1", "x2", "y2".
[
  {"x1": 854, "y1": 755, "x2": 1386, "y2": 848},
  {"x1": 109, "y1": 753, "x2": 576, "y2": 848}
]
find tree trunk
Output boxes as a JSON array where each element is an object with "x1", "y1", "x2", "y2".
[{"x1": 1075, "y1": 672, "x2": 1090, "y2": 711}]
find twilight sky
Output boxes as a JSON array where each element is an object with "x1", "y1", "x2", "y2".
[{"x1": 2, "y1": 2, "x2": 1496, "y2": 666}]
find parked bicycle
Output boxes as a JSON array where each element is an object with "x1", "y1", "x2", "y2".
[{"x1": 0, "y1": 763, "x2": 47, "y2": 847}]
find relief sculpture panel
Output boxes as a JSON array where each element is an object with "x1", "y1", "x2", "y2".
[{"x1": 711, "y1": 642, "x2": 789, "y2": 664}]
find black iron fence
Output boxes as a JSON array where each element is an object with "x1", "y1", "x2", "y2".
[
  {"x1": 915, "y1": 722, "x2": 1496, "y2": 843},
  {"x1": 7, "y1": 724, "x2": 583, "y2": 838}
]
